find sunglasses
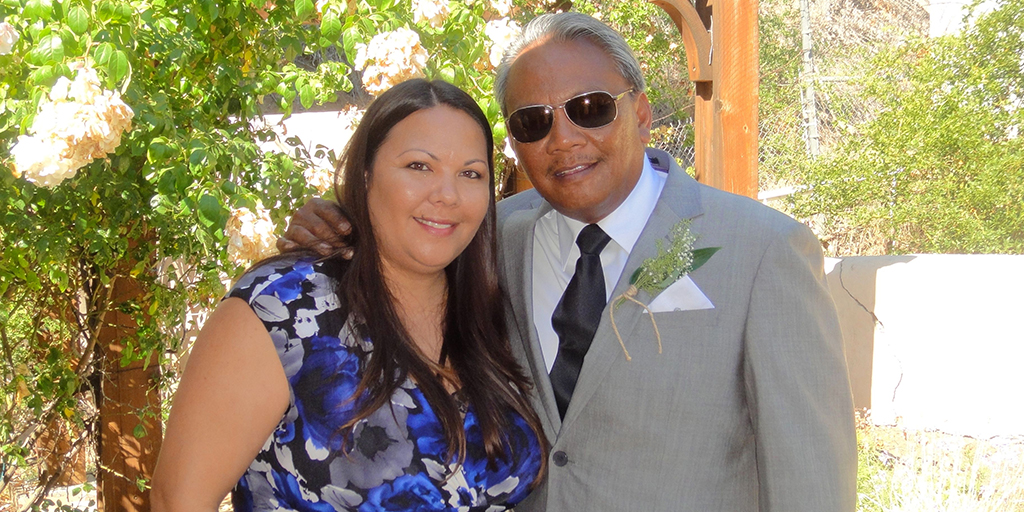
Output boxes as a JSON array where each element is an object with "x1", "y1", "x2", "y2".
[{"x1": 505, "y1": 88, "x2": 636, "y2": 143}]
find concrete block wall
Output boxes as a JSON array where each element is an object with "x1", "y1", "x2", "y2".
[{"x1": 825, "y1": 254, "x2": 1024, "y2": 438}]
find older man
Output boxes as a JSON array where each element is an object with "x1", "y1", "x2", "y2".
[{"x1": 282, "y1": 12, "x2": 856, "y2": 512}]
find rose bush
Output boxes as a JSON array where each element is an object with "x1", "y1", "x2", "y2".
[{"x1": 0, "y1": 0, "x2": 553, "y2": 505}]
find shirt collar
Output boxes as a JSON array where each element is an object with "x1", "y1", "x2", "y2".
[{"x1": 554, "y1": 156, "x2": 667, "y2": 271}]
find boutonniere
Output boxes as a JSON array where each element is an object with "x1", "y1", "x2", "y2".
[{"x1": 610, "y1": 220, "x2": 720, "y2": 361}]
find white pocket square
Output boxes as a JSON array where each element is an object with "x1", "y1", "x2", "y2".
[{"x1": 647, "y1": 275, "x2": 714, "y2": 313}]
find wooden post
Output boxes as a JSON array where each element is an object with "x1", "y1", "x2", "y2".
[
  {"x1": 97, "y1": 273, "x2": 161, "y2": 511},
  {"x1": 653, "y1": 0, "x2": 760, "y2": 199}
]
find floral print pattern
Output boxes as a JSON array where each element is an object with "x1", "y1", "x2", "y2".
[{"x1": 228, "y1": 256, "x2": 542, "y2": 511}]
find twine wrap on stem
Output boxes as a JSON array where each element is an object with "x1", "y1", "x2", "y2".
[{"x1": 609, "y1": 285, "x2": 663, "y2": 361}]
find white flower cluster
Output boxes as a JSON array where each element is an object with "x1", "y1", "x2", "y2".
[
  {"x1": 491, "y1": 0, "x2": 513, "y2": 16},
  {"x1": 303, "y1": 106, "x2": 363, "y2": 193},
  {"x1": 484, "y1": 18, "x2": 521, "y2": 67},
  {"x1": 412, "y1": 0, "x2": 450, "y2": 28},
  {"x1": 225, "y1": 205, "x2": 278, "y2": 265},
  {"x1": 9, "y1": 63, "x2": 134, "y2": 188},
  {"x1": 0, "y1": 21, "x2": 18, "y2": 55},
  {"x1": 304, "y1": 166, "x2": 334, "y2": 194},
  {"x1": 354, "y1": 27, "x2": 429, "y2": 96}
]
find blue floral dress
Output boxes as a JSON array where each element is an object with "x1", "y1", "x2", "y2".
[{"x1": 227, "y1": 256, "x2": 543, "y2": 511}]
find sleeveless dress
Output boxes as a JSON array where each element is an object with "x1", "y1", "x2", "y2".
[{"x1": 227, "y1": 255, "x2": 543, "y2": 511}]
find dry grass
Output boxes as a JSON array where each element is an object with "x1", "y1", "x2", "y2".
[{"x1": 858, "y1": 414, "x2": 1024, "y2": 512}]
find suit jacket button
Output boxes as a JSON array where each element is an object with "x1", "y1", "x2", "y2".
[{"x1": 553, "y1": 451, "x2": 569, "y2": 467}]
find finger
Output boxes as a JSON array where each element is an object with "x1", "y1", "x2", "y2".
[
  {"x1": 290, "y1": 212, "x2": 338, "y2": 248},
  {"x1": 309, "y1": 198, "x2": 352, "y2": 238},
  {"x1": 280, "y1": 225, "x2": 321, "y2": 250},
  {"x1": 276, "y1": 237, "x2": 298, "y2": 253}
]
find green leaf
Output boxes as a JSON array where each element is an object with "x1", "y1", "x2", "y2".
[
  {"x1": 189, "y1": 147, "x2": 209, "y2": 168},
  {"x1": 28, "y1": 34, "x2": 65, "y2": 66},
  {"x1": 132, "y1": 424, "x2": 147, "y2": 439},
  {"x1": 321, "y1": 12, "x2": 342, "y2": 42},
  {"x1": 205, "y1": 0, "x2": 220, "y2": 20},
  {"x1": 49, "y1": 268, "x2": 69, "y2": 292},
  {"x1": 689, "y1": 247, "x2": 721, "y2": 273},
  {"x1": 198, "y1": 194, "x2": 222, "y2": 223},
  {"x1": 343, "y1": 25, "x2": 364, "y2": 63},
  {"x1": 440, "y1": 66, "x2": 457, "y2": 84},
  {"x1": 629, "y1": 266, "x2": 643, "y2": 285},
  {"x1": 107, "y1": 50, "x2": 130, "y2": 83},
  {"x1": 23, "y1": 0, "x2": 54, "y2": 20},
  {"x1": 28, "y1": 65, "x2": 58, "y2": 86},
  {"x1": 297, "y1": 80, "x2": 313, "y2": 109},
  {"x1": 294, "y1": 0, "x2": 314, "y2": 21},
  {"x1": 67, "y1": 6, "x2": 90, "y2": 35},
  {"x1": 93, "y1": 42, "x2": 115, "y2": 65},
  {"x1": 147, "y1": 141, "x2": 173, "y2": 162}
]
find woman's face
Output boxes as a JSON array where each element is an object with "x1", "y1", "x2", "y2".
[{"x1": 367, "y1": 105, "x2": 491, "y2": 280}]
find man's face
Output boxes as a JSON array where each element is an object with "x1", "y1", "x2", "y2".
[{"x1": 504, "y1": 38, "x2": 652, "y2": 224}]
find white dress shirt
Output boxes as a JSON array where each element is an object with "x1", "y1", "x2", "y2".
[{"x1": 532, "y1": 157, "x2": 667, "y2": 372}]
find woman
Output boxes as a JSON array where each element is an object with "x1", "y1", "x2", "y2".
[{"x1": 152, "y1": 79, "x2": 548, "y2": 511}]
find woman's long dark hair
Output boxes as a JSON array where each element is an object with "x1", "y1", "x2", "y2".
[{"x1": 330, "y1": 79, "x2": 547, "y2": 480}]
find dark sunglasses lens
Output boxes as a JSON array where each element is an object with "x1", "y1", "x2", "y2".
[
  {"x1": 508, "y1": 107, "x2": 553, "y2": 143},
  {"x1": 565, "y1": 92, "x2": 618, "y2": 128}
]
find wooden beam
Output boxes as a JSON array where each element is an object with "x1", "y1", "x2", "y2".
[
  {"x1": 711, "y1": 0, "x2": 759, "y2": 198},
  {"x1": 654, "y1": 0, "x2": 760, "y2": 199},
  {"x1": 97, "y1": 273, "x2": 161, "y2": 512},
  {"x1": 648, "y1": 0, "x2": 713, "y2": 82}
]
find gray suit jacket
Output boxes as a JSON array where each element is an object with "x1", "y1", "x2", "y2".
[{"x1": 496, "y1": 148, "x2": 856, "y2": 511}]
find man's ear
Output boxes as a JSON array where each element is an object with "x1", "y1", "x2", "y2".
[{"x1": 634, "y1": 91, "x2": 653, "y2": 145}]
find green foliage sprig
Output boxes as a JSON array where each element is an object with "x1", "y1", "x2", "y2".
[
  {"x1": 609, "y1": 220, "x2": 719, "y2": 361},
  {"x1": 624, "y1": 220, "x2": 719, "y2": 301}
]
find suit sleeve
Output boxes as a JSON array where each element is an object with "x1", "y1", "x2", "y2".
[{"x1": 743, "y1": 221, "x2": 857, "y2": 511}]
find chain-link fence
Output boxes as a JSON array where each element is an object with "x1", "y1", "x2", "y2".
[{"x1": 648, "y1": 0, "x2": 930, "y2": 200}]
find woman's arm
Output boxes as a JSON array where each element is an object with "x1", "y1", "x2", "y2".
[{"x1": 151, "y1": 297, "x2": 290, "y2": 511}]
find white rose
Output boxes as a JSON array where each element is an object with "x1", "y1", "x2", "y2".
[
  {"x1": 491, "y1": 0, "x2": 513, "y2": 16},
  {"x1": 225, "y1": 206, "x2": 278, "y2": 265},
  {"x1": 359, "y1": 28, "x2": 429, "y2": 95},
  {"x1": 11, "y1": 62, "x2": 135, "y2": 188},
  {"x1": 10, "y1": 135, "x2": 76, "y2": 188},
  {"x1": 49, "y1": 77, "x2": 72, "y2": 102},
  {"x1": 0, "y1": 22, "x2": 19, "y2": 55},
  {"x1": 412, "y1": 0, "x2": 450, "y2": 28},
  {"x1": 484, "y1": 18, "x2": 521, "y2": 67},
  {"x1": 304, "y1": 166, "x2": 334, "y2": 193}
]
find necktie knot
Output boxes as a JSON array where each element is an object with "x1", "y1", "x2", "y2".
[{"x1": 577, "y1": 224, "x2": 611, "y2": 255}]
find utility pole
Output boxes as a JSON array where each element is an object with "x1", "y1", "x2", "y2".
[{"x1": 800, "y1": 0, "x2": 821, "y2": 157}]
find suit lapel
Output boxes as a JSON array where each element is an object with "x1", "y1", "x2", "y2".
[
  {"x1": 501, "y1": 201, "x2": 562, "y2": 436},
  {"x1": 560, "y1": 149, "x2": 705, "y2": 429}
]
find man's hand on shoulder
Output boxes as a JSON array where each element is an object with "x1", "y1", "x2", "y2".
[{"x1": 277, "y1": 197, "x2": 353, "y2": 258}]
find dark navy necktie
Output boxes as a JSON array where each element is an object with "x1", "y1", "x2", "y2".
[{"x1": 549, "y1": 224, "x2": 612, "y2": 419}]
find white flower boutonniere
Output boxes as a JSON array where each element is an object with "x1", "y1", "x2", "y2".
[{"x1": 610, "y1": 220, "x2": 720, "y2": 360}]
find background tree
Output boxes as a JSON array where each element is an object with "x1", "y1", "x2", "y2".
[{"x1": 789, "y1": 0, "x2": 1024, "y2": 255}]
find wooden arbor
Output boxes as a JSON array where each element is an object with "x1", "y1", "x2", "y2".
[{"x1": 653, "y1": 0, "x2": 759, "y2": 199}]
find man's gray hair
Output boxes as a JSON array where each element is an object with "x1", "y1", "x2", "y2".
[{"x1": 494, "y1": 12, "x2": 646, "y2": 114}]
